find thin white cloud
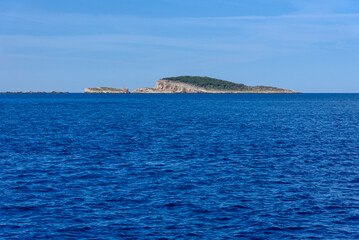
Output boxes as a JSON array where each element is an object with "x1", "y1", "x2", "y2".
[
  {"x1": 2, "y1": 9, "x2": 359, "y2": 25},
  {"x1": 288, "y1": 0, "x2": 356, "y2": 13},
  {"x1": 0, "y1": 34, "x2": 271, "y2": 53},
  {"x1": 196, "y1": 13, "x2": 359, "y2": 20},
  {"x1": 1, "y1": 8, "x2": 359, "y2": 60}
]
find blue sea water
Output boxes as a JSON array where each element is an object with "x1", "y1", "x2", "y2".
[{"x1": 0, "y1": 93, "x2": 359, "y2": 239}]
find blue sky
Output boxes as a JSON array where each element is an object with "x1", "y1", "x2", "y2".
[{"x1": 1, "y1": 0, "x2": 359, "y2": 92}]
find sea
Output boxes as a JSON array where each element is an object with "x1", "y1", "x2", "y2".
[{"x1": 1, "y1": 93, "x2": 359, "y2": 239}]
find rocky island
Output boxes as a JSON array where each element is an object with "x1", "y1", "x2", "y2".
[
  {"x1": 84, "y1": 87, "x2": 130, "y2": 93},
  {"x1": 132, "y1": 76, "x2": 298, "y2": 93}
]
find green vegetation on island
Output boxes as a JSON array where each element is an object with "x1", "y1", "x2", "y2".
[
  {"x1": 162, "y1": 76, "x2": 288, "y2": 92},
  {"x1": 85, "y1": 76, "x2": 298, "y2": 94}
]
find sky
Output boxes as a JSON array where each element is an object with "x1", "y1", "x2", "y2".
[{"x1": 0, "y1": 0, "x2": 359, "y2": 92}]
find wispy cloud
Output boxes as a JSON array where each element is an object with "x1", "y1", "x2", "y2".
[
  {"x1": 1, "y1": 4, "x2": 359, "y2": 61},
  {"x1": 287, "y1": 0, "x2": 357, "y2": 13},
  {"x1": 1, "y1": 0, "x2": 359, "y2": 92},
  {"x1": 197, "y1": 13, "x2": 359, "y2": 20},
  {"x1": 0, "y1": 34, "x2": 271, "y2": 54}
]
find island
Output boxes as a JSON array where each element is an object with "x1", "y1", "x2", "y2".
[
  {"x1": 132, "y1": 76, "x2": 299, "y2": 93},
  {"x1": 84, "y1": 87, "x2": 130, "y2": 93}
]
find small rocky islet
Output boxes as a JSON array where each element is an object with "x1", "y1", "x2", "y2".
[
  {"x1": 1, "y1": 91, "x2": 69, "y2": 94},
  {"x1": 85, "y1": 76, "x2": 299, "y2": 94},
  {"x1": 84, "y1": 87, "x2": 130, "y2": 94}
]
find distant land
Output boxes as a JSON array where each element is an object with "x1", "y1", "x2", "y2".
[
  {"x1": 85, "y1": 76, "x2": 298, "y2": 93},
  {"x1": 84, "y1": 87, "x2": 130, "y2": 93},
  {"x1": 0, "y1": 91, "x2": 69, "y2": 94},
  {"x1": 133, "y1": 76, "x2": 298, "y2": 93},
  {"x1": 0, "y1": 76, "x2": 299, "y2": 94}
]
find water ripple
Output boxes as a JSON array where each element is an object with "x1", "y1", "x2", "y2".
[{"x1": 1, "y1": 93, "x2": 359, "y2": 239}]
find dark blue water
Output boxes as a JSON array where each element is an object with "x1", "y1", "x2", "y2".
[{"x1": 1, "y1": 93, "x2": 359, "y2": 239}]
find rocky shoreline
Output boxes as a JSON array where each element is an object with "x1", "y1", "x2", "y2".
[
  {"x1": 4, "y1": 76, "x2": 299, "y2": 94},
  {"x1": 84, "y1": 87, "x2": 130, "y2": 93},
  {"x1": 86, "y1": 77, "x2": 299, "y2": 94},
  {"x1": 131, "y1": 79, "x2": 299, "y2": 93}
]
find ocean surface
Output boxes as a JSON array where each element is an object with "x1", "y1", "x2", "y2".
[{"x1": 1, "y1": 93, "x2": 359, "y2": 239}]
